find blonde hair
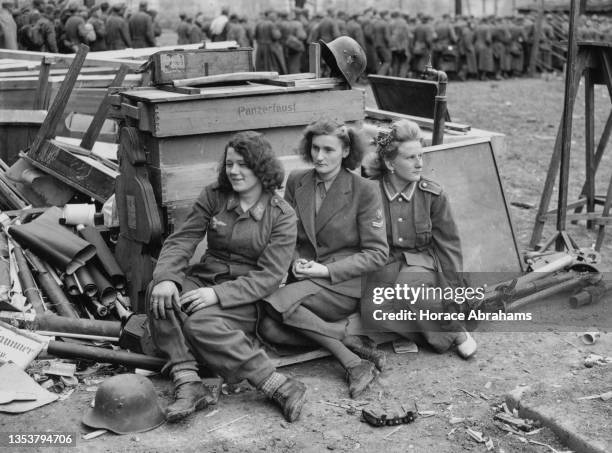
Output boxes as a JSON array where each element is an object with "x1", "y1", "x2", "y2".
[{"x1": 363, "y1": 119, "x2": 423, "y2": 177}]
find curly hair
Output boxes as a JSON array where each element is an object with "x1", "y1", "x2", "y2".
[
  {"x1": 296, "y1": 119, "x2": 368, "y2": 171},
  {"x1": 363, "y1": 119, "x2": 423, "y2": 178},
  {"x1": 217, "y1": 131, "x2": 285, "y2": 191}
]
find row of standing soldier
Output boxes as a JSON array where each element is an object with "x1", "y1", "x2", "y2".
[
  {"x1": 189, "y1": 7, "x2": 611, "y2": 81},
  {"x1": 0, "y1": 0, "x2": 161, "y2": 53}
]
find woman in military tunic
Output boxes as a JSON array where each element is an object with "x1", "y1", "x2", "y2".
[
  {"x1": 362, "y1": 119, "x2": 477, "y2": 358},
  {"x1": 148, "y1": 131, "x2": 306, "y2": 424},
  {"x1": 262, "y1": 119, "x2": 389, "y2": 399}
]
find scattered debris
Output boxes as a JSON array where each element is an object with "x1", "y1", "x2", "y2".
[
  {"x1": 43, "y1": 361, "x2": 76, "y2": 378},
  {"x1": 457, "y1": 388, "x2": 479, "y2": 399},
  {"x1": 511, "y1": 201, "x2": 535, "y2": 209},
  {"x1": 584, "y1": 354, "x2": 612, "y2": 368},
  {"x1": 392, "y1": 339, "x2": 418, "y2": 354},
  {"x1": 205, "y1": 409, "x2": 219, "y2": 418},
  {"x1": 493, "y1": 412, "x2": 536, "y2": 431},
  {"x1": 449, "y1": 416, "x2": 465, "y2": 425},
  {"x1": 82, "y1": 429, "x2": 107, "y2": 440},
  {"x1": 579, "y1": 331, "x2": 600, "y2": 345},
  {"x1": 576, "y1": 391, "x2": 612, "y2": 401},
  {"x1": 362, "y1": 402, "x2": 417, "y2": 427},
  {"x1": 206, "y1": 414, "x2": 249, "y2": 433},
  {"x1": 382, "y1": 425, "x2": 404, "y2": 439}
]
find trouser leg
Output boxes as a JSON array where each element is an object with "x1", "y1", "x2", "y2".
[
  {"x1": 260, "y1": 306, "x2": 316, "y2": 347},
  {"x1": 183, "y1": 302, "x2": 275, "y2": 387},
  {"x1": 395, "y1": 267, "x2": 465, "y2": 352},
  {"x1": 145, "y1": 282, "x2": 198, "y2": 375},
  {"x1": 269, "y1": 288, "x2": 361, "y2": 368},
  {"x1": 282, "y1": 289, "x2": 358, "y2": 340}
]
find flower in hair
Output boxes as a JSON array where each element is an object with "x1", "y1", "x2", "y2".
[{"x1": 372, "y1": 129, "x2": 394, "y2": 151}]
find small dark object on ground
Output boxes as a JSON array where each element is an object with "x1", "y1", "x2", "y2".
[{"x1": 361, "y1": 401, "x2": 417, "y2": 427}]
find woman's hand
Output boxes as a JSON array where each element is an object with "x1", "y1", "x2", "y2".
[
  {"x1": 150, "y1": 281, "x2": 180, "y2": 320},
  {"x1": 293, "y1": 260, "x2": 330, "y2": 279},
  {"x1": 180, "y1": 287, "x2": 219, "y2": 315}
]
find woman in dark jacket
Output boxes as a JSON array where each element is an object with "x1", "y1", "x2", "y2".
[
  {"x1": 263, "y1": 119, "x2": 389, "y2": 398},
  {"x1": 362, "y1": 119, "x2": 477, "y2": 358}
]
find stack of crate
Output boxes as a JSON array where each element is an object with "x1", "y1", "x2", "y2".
[{"x1": 114, "y1": 47, "x2": 366, "y2": 311}]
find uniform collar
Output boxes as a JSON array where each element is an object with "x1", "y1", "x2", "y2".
[
  {"x1": 313, "y1": 168, "x2": 341, "y2": 189},
  {"x1": 226, "y1": 191, "x2": 271, "y2": 221},
  {"x1": 382, "y1": 176, "x2": 417, "y2": 202}
]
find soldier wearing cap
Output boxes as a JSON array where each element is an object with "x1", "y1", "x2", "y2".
[
  {"x1": 412, "y1": 15, "x2": 436, "y2": 73},
  {"x1": 176, "y1": 12, "x2": 189, "y2": 44},
  {"x1": 373, "y1": 10, "x2": 392, "y2": 75},
  {"x1": 106, "y1": 3, "x2": 131, "y2": 50},
  {"x1": 389, "y1": 10, "x2": 412, "y2": 78},
  {"x1": 129, "y1": 0, "x2": 155, "y2": 48},
  {"x1": 0, "y1": 1, "x2": 17, "y2": 50}
]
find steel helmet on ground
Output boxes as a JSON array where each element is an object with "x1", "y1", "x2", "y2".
[{"x1": 83, "y1": 373, "x2": 165, "y2": 434}]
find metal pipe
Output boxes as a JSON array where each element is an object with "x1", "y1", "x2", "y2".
[
  {"x1": 25, "y1": 250, "x2": 79, "y2": 319},
  {"x1": 46, "y1": 340, "x2": 165, "y2": 371},
  {"x1": 505, "y1": 273, "x2": 597, "y2": 311},
  {"x1": 12, "y1": 244, "x2": 46, "y2": 314},
  {"x1": 422, "y1": 59, "x2": 448, "y2": 146},
  {"x1": 33, "y1": 314, "x2": 121, "y2": 337}
]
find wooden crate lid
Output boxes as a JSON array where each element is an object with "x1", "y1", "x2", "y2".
[{"x1": 0, "y1": 110, "x2": 46, "y2": 125}]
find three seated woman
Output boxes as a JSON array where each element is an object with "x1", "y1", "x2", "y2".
[{"x1": 148, "y1": 119, "x2": 476, "y2": 424}]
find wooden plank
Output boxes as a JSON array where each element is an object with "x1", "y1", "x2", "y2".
[
  {"x1": 540, "y1": 212, "x2": 612, "y2": 222},
  {"x1": 151, "y1": 48, "x2": 253, "y2": 85},
  {"x1": 80, "y1": 65, "x2": 129, "y2": 150},
  {"x1": 145, "y1": 125, "x2": 308, "y2": 167},
  {"x1": 153, "y1": 155, "x2": 312, "y2": 206},
  {"x1": 151, "y1": 89, "x2": 365, "y2": 137},
  {"x1": 365, "y1": 107, "x2": 471, "y2": 132},
  {"x1": 29, "y1": 45, "x2": 89, "y2": 156},
  {"x1": 33, "y1": 58, "x2": 51, "y2": 110},
  {"x1": 173, "y1": 71, "x2": 279, "y2": 87},
  {"x1": 255, "y1": 77, "x2": 343, "y2": 88},
  {"x1": 270, "y1": 349, "x2": 331, "y2": 368},
  {"x1": 0, "y1": 67, "x2": 120, "y2": 79},
  {"x1": 24, "y1": 139, "x2": 118, "y2": 202},
  {"x1": 309, "y1": 42, "x2": 321, "y2": 77},
  {"x1": 0, "y1": 110, "x2": 46, "y2": 124},
  {"x1": 0, "y1": 48, "x2": 144, "y2": 69},
  {"x1": 122, "y1": 84, "x2": 289, "y2": 103}
]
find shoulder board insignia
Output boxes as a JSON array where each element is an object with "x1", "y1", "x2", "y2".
[
  {"x1": 419, "y1": 178, "x2": 442, "y2": 196},
  {"x1": 271, "y1": 195, "x2": 291, "y2": 214}
]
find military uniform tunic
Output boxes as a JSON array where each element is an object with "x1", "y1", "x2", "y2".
[
  {"x1": 362, "y1": 176, "x2": 467, "y2": 352},
  {"x1": 148, "y1": 184, "x2": 297, "y2": 386}
]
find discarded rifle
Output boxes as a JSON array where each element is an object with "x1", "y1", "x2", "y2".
[{"x1": 471, "y1": 252, "x2": 602, "y2": 312}]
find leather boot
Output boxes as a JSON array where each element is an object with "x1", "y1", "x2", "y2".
[
  {"x1": 346, "y1": 360, "x2": 377, "y2": 399},
  {"x1": 343, "y1": 335, "x2": 387, "y2": 372},
  {"x1": 166, "y1": 381, "x2": 214, "y2": 423},
  {"x1": 270, "y1": 378, "x2": 307, "y2": 422}
]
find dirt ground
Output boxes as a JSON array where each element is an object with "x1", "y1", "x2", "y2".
[{"x1": 2, "y1": 77, "x2": 612, "y2": 452}]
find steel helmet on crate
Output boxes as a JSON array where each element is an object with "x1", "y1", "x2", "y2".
[
  {"x1": 82, "y1": 374, "x2": 165, "y2": 434},
  {"x1": 319, "y1": 36, "x2": 367, "y2": 87}
]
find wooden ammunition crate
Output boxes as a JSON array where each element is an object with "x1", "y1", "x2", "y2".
[
  {"x1": 121, "y1": 85, "x2": 365, "y2": 137},
  {"x1": 150, "y1": 48, "x2": 253, "y2": 85}
]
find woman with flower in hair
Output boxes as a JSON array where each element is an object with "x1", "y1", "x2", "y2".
[
  {"x1": 262, "y1": 119, "x2": 389, "y2": 399},
  {"x1": 362, "y1": 119, "x2": 477, "y2": 359}
]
